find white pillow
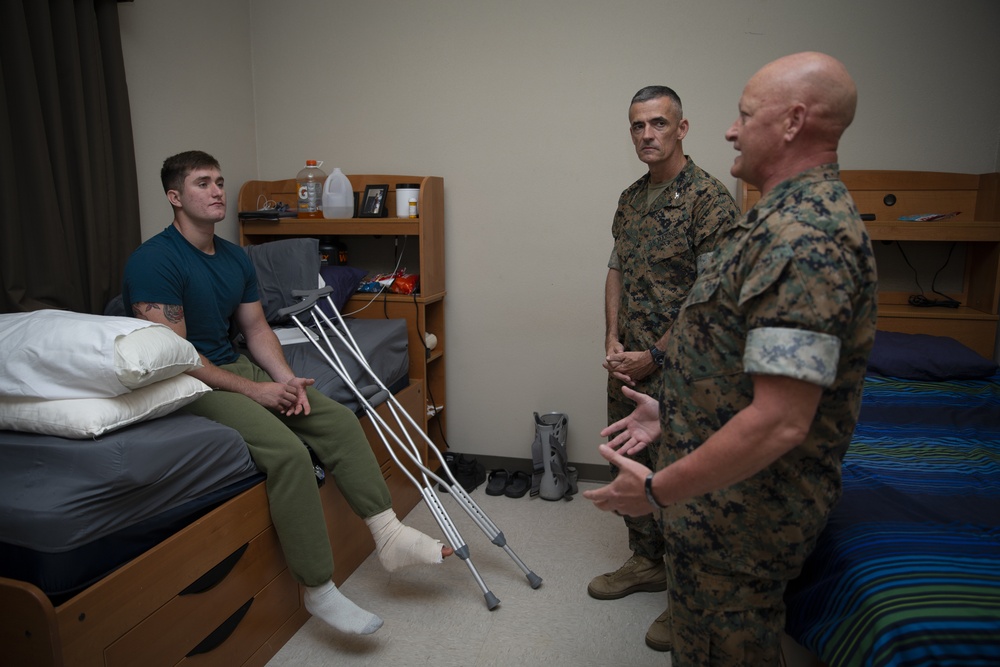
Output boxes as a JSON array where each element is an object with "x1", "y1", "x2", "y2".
[
  {"x1": 0, "y1": 373, "x2": 211, "y2": 439},
  {"x1": 0, "y1": 310, "x2": 201, "y2": 400},
  {"x1": 114, "y1": 323, "x2": 203, "y2": 390}
]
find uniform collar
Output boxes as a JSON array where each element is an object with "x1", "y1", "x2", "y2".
[
  {"x1": 741, "y1": 163, "x2": 841, "y2": 227},
  {"x1": 626, "y1": 156, "x2": 696, "y2": 212}
]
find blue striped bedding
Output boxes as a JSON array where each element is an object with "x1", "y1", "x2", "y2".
[{"x1": 784, "y1": 372, "x2": 1000, "y2": 667}]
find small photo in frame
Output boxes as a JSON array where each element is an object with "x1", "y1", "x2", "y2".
[{"x1": 359, "y1": 184, "x2": 389, "y2": 218}]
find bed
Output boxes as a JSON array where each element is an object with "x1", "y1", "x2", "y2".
[
  {"x1": 0, "y1": 238, "x2": 426, "y2": 667},
  {"x1": 783, "y1": 331, "x2": 1000, "y2": 666}
]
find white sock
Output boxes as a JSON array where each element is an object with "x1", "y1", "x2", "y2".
[
  {"x1": 365, "y1": 508, "x2": 445, "y2": 572},
  {"x1": 303, "y1": 581, "x2": 383, "y2": 635}
]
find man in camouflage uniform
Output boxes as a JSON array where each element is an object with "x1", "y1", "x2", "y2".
[
  {"x1": 584, "y1": 52, "x2": 878, "y2": 666},
  {"x1": 589, "y1": 85, "x2": 738, "y2": 653}
]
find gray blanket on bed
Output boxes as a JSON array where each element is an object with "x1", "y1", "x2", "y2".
[{"x1": 0, "y1": 413, "x2": 257, "y2": 552}]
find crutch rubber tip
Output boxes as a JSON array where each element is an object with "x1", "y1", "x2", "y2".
[
  {"x1": 484, "y1": 591, "x2": 501, "y2": 610},
  {"x1": 526, "y1": 572, "x2": 543, "y2": 589}
]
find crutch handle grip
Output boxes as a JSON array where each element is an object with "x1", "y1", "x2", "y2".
[
  {"x1": 277, "y1": 286, "x2": 334, "y2": 318},
  {"x1": 367, "y1": 389, "x2": 390, "y2": 407}
]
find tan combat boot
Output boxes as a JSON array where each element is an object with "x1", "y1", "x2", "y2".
[
  {"x1": 644, "y1": 608, "x2": 673, "y2": 652},
  {"x1": 586, "y1": 554, "x2": 667, "y2": 600}
]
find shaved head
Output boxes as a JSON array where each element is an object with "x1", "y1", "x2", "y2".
[
  {"x1": 752, "y1": 51, "x2": 857, "y2": 142},
  {"x1": 726, "y1": 52, "x2": 858, "y2": 193}
]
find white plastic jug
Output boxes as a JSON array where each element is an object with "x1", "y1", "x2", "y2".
[{"x1": 322, "y1": 168, "x2": 354, "y2": 218}]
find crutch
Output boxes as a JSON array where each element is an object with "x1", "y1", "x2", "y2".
[{"x1": 277, "y1": 287, "x2": 542, "y2": 609}]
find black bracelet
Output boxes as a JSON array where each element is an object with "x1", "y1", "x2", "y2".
[{"x1": 645, "y1": 472, "x2": 667, "y2": 509}]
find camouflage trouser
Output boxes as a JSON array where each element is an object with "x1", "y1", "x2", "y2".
[
  {"x1": 664, "y1": 553, "x2": 784, "y2": 666},
  {"x1": 607, "y1": 374, "x2": 664, "y2": 561},
  {"x1": 658, "y1": 488, "x2": 826, "y2": 666}
]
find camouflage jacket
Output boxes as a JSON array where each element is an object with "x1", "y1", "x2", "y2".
[
  {"x1": 658, "y1": 164, "x2": 878, "y2": 579},
  {"x1": 610, "y1": 157, "x2": 738, "y2": 352}
]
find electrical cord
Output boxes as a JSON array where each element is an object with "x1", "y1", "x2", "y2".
[
  {"x1": 412, "y1": 292, "x2": 451, "y2": 451},
  {"x1": 339, "y1": 235, "x2": 450, "y2": 449},
  {"x1": 908, "y1": 294, "x2": 959, "y2": 308},
  {"x1": 895, "y1": 241, "x2": 961, "y2": 308},
  {"x1": 341, "y1": 235, "x2": 408, "y2": 317}
]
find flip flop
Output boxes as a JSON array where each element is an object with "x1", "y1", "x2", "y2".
[
  {"x1": 485, "y1": 469, "x2": 510, "y2": 496},
  {"x1": 504, "y1": 470, "x2": 531, "y2": 498}
]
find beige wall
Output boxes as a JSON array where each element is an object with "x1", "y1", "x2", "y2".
[{"x1": 119, "y1": 0, "x2": 1000, "y2": 467}]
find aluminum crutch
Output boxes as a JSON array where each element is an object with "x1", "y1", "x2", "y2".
[{"x1": 277, "y1": 288, "x2": 542, "y2": 608}]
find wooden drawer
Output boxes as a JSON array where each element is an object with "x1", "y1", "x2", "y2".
[
  {"x1": 105, "y1": 526, "x2": 292, "y2": 667},
  {"x1": 176, "y1": 569, "x2": 299, "y2": 667},
  {"x1": 59, "y1": 485, "x2": 277, "y2": 667}
]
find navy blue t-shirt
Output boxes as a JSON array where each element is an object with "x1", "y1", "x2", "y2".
[{"x1": 123, "y1": 225, "x2": 260, "y2": 366}]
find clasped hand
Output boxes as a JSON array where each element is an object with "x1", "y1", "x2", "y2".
[
  {"x1": 604, "y1": 348, "x2": 655, "y2": 386},
  {"x1": 254, "y1": 377, "x2": 315, "y2": 416}
]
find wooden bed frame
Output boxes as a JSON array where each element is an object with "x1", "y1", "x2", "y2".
[
  {"x1": 739, "y1": 170, "x2": 1000, "y2": 359},
  {"x1": 0, "y1": 380, "x2": 427, "y2": 667}
]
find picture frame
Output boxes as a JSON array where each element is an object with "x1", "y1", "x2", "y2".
[{"x1": 359, "y1": 184, "x2": 389, "y2": 218}]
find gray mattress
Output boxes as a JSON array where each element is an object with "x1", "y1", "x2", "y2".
[{"x1": 0, "y1": 412, "x2": 257, "y2": 553}]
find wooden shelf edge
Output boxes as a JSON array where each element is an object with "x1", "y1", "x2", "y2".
[
  {"x1": 877, "y1": 304, "x2": 999, "y2": 321},
  {"x1": 345, "y1": 291, "x2": 445, "y2": 305},
  {"x1": 866, "y1": 220, "x2": 1000, "y2": 242},
  {"x1": 241, "y1": 219, "x2": 421, "y2": 236}
]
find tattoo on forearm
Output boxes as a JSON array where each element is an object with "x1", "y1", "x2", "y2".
[{"x1": 132, "y1": 302, "x2": 184, "y2": 324}]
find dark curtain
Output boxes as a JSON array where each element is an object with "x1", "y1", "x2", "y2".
[{"x1": 0, "y1": 0, "x2": 139, "y2": 315}]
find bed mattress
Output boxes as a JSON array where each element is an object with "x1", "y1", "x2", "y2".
[
  {"x1": 784, "y1": 372, "x2": 1000, "y2": 667},
  {"x1": 0, "y1": 412, "x2": 260, "y2": 601}
]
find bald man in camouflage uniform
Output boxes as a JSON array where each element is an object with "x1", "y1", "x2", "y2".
[
  {"x1": 585, "y1": 53, "x2": 877, "y2": 666},
  {"x1": 591, "y1": 85, "x2": 738, "y2": 653}
]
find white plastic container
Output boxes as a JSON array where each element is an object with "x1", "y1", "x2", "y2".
[
  {"x1": 322, "y1": 168, "x2": 354, "y2": 218},
  {"x1": 396, "y1": 183, "x2": 420, "y2": 218}
]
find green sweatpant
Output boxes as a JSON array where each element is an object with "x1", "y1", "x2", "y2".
[{"x1": 182, "y1": 356, "x2": 392, "y2": 587}]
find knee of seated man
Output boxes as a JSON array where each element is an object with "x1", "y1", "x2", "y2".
[{"x1": 250, "y1": 425, "x2": 316, "y2": 471}]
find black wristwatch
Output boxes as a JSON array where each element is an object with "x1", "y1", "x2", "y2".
[
  {"x1": 648, "y1": 345, "x2": 665, "y2": 367},
  {"x1": 645, "y1": 472, "x2": 667, "y2": 509}
]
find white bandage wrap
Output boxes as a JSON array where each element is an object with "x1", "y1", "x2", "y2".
[{"x1": 365, "y1": 508, "x2": 445, "y2": 572}]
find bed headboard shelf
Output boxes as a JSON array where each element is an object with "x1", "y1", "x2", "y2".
[
  {"x1": 238, "y1": 174, "x2": 448, "y2": 453},
  {"x1": 738, "y1": 170, "x2": 1000, "y2": 359}
]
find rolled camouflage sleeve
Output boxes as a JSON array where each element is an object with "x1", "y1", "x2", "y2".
[
  {"x1": 744, "y1": 327, "x2": 841, "y2": 387},
  {"x1": 608, "y1": 247, "x2": 620, "y2": 271},
  {"x1": 735, "y1": 216, "x2": 858, "y2": 389}
]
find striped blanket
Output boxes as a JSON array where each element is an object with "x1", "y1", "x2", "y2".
[{"x1": 784, "y1": 373, "x2": 1000, "y2": 667}]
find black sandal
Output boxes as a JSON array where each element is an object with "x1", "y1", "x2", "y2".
[
  {"x1": 504, "y1": 470, "x2": 531, "y2": 498},
  {"x1": 485, "y1": 469, "x2": 510, "y2": 496}
]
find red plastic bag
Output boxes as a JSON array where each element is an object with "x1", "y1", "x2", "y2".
[{"x1": 390, "y1": 271, "x2": 419, "y2": 295}]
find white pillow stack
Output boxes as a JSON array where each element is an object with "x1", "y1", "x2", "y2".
[{"x1": 0, "y1": 310, "x2": 208, "y2": 438}]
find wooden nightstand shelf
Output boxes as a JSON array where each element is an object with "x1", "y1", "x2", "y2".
[{"x1": 238, "y1": 175, "x2": 447, "y2": 452}]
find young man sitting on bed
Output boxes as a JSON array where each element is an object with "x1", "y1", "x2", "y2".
[
  {"x1": 122, "y1": 150, "x2": 452, "y2": 637},
  {"x1": 584, "y1": 52, "x2": 878, "y2": 665}
]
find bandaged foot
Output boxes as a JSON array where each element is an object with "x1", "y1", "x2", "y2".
[
  {"x1": 303, "y1": 581, "x2": 383, "y2": 635},
  {"x1": 365, "y1": 508, "x2": 452, "y2": 572}
]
